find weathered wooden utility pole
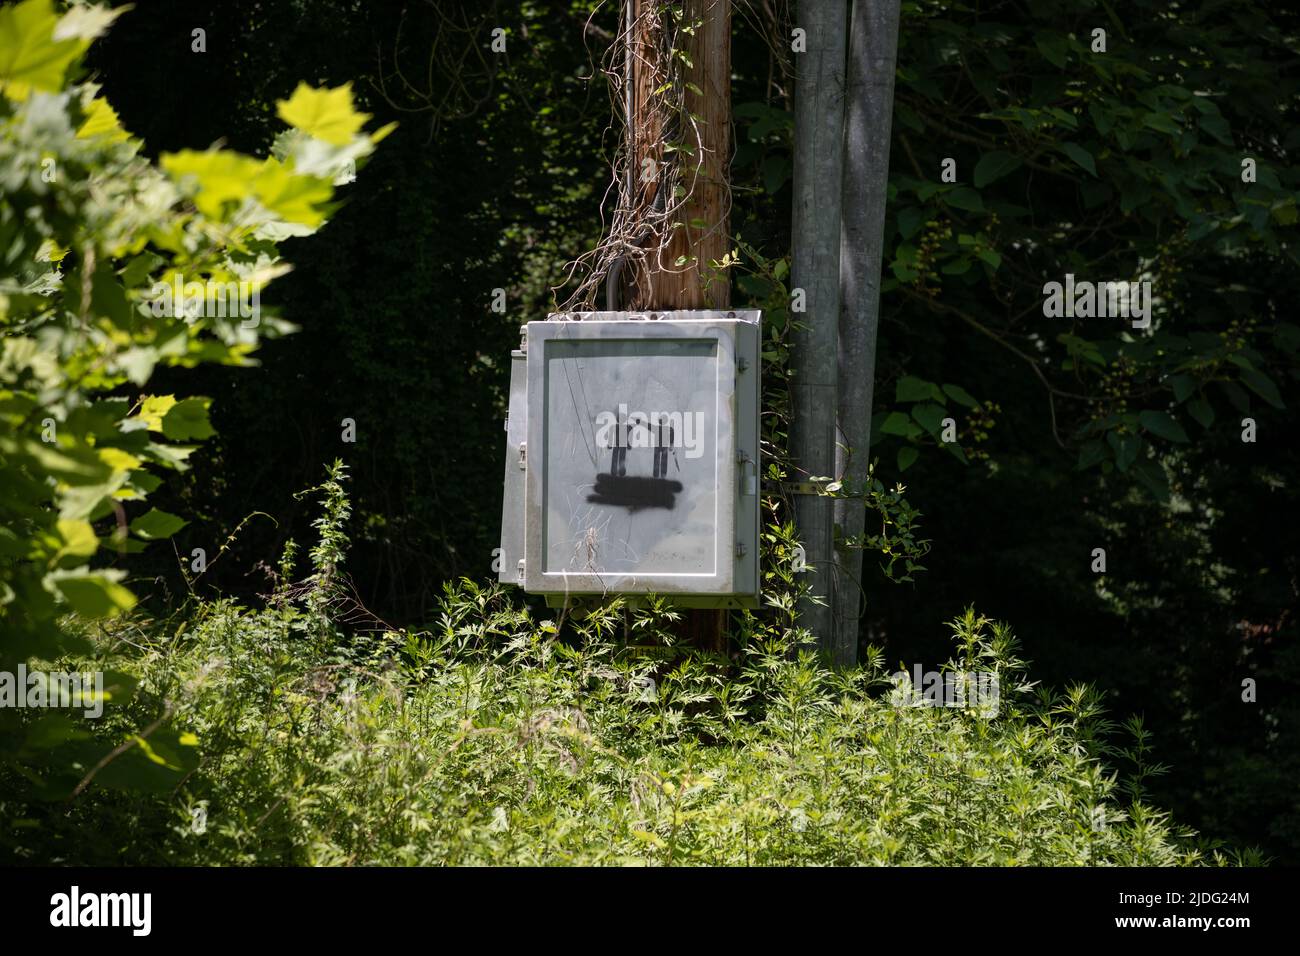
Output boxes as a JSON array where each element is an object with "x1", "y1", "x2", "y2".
[
  {"x1": 833, "y1": 0, "x2": 902, "y2": 663},
  {"x1": 625, "y1": 0, "x2": 732, "y2": 650},
  {"x1": 789, "y1": 0, "x2": 849, "y2": 663},
  {"x1": 625, "y1": 0, "x2": 731, "y2": 311}
]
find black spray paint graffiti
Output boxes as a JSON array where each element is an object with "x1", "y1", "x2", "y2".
[{"x1": 588, "y1": 419, "x2": 683, "y2": 509}]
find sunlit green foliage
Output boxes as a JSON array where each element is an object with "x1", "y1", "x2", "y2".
[
  {"x1": 4, "y1": 468, "x2": 1256, "y2": 866},
  {"x1": 0, "y1": 0, "x2": 387, "y2": 790}
]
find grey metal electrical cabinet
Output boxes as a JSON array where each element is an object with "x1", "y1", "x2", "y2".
[{"x1": 498, "y1": 310, "x2": 760, "y2": 608}]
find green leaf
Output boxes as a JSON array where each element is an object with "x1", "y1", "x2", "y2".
[
  {"x1": 912, "y1": 402, "x2": 947, "y2": 437},
  {"x1": 897, "y1": 447, "x2": 919, "y2": 472},
  {"x1": 1060, "y1": 142, "x2": 1097, "y2": 177},
  {"x1": 1219, "y1": 381, "x2": 1251, "y2": 414},
  {"x1": 1132, "y1": 459, "x2": 1170, "y2": 504},
  {"x1": 1035, "y1": 34, "x2": 1068, "y2": 68},
  {"x1": 1168, "y1": 373, "x2": 1195, "y2": 403},
  {"x1": 1139, "y1": 410, "x2": 1189, "y2": 443},
  {"x1": 117, "y1": 346, "x2": 157, "y2": 387},
  {"x1": 1142, "y1": 111, "x2": 1182, "y2": 135},
  {"x1": 162, "y1": 151, "x2": 332, "y2": 227},
  {"x1": 631, "y1": 829, "x2": 667, "y2": 848},
  {"x1": 1089, "y1": 101, "x2": 1114, "y2": 136},
  {"x1": 1107, "y1": 431, "x2": 1140, "y2": 473},
  {"x1": 130, "y1": 508, "x2": 188, "y2": 540},
  {"x1": 0, "y1": 0, "x2": 84, "y2": 97},
  {"x1": 46, "y1": 570, "x2": 136, "y2": 618},
  {"x1": 141, "y1": 441, "x2": 197, "y2": 471},
  {"x1": 251, "y1": 157, "x2": 334, "y2": 227},
  {"x1": 57, "y1": 472, "x2": 128, "y2": 521},
  {"x1": 54, "y1": 4, "x2": 127, "y2": 42},
  {"x1": 23, "y1": 714, "x2": 91, "y2": 750},
  {"x1": 76, "y1": 95, "x2": 128, "y2": 142},
  {"x1": 897, "y1": 207, "x2": 926, "y2": 240},
  {"x1": 1058, "y1": 333, "x2": 1104, "y2": 366},
  {"x1": 276, "y1": 82, "x2": 369, "y2": 145},
  {"x1": 1197, "y1": 110, "x2": 1233, "y2": 146},
  {"x1": 12, "y1": 438, "x2": 111, "y2": 485},
  {"x1": 1077, "y1": 440, "x2": 1108, "y2": 471},
  {"x1": 81, "y1": 727, "x2": 201, "y2": 793},
  {"x1": 1239, "y1": 368, "x2": 1285, "y2": 409},
  {"x1": 1187, "y1": 396, "x2": 1214, "y2": 428},
  {"x1": 52, "y1": 519, "x2": 97, "y2": 564},
  {"x1": 878, "y1": 411, "x2": 914, "y2": 436},
  {"x1": 139, "y1": 395, "x2": 177, "y2": 431},
  {"x1": 973, "y1": 151, "x2": 1022, "y2": 188},
  {"x1": 946, "y1": 187, "x2": 985, "y2": 212},
  {"x1": 161, "y1": 149, "x2": 268, "y2": 219},
  {"x1": 896, "y1": 376, "x2": 944, "y2": 403},
  {"x1": 942, "y1": 384, "x2": 979, "y2": 408},
  {"x1": 161, "y1": 397, "x2": 215, "y2": 441}
]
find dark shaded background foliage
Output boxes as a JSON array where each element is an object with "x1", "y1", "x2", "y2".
[
  {"x1": 87, "y1": 0, "x2": 1298, "y2": 861},
  {"x1": 90, "y1": 0, "x2": 611, "y2": 616}
]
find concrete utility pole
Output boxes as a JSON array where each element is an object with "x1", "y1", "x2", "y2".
[
  {"x1": 789, "y1": 0, "x2": 849, "y2": 662},
  {"x1": 832, "y1": 0, "x2": 902, "y2": 664}
]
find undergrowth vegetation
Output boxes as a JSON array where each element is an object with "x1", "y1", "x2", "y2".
[{"x1": 2, "y1": 466, "x2": 1257, "y2": 866}]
